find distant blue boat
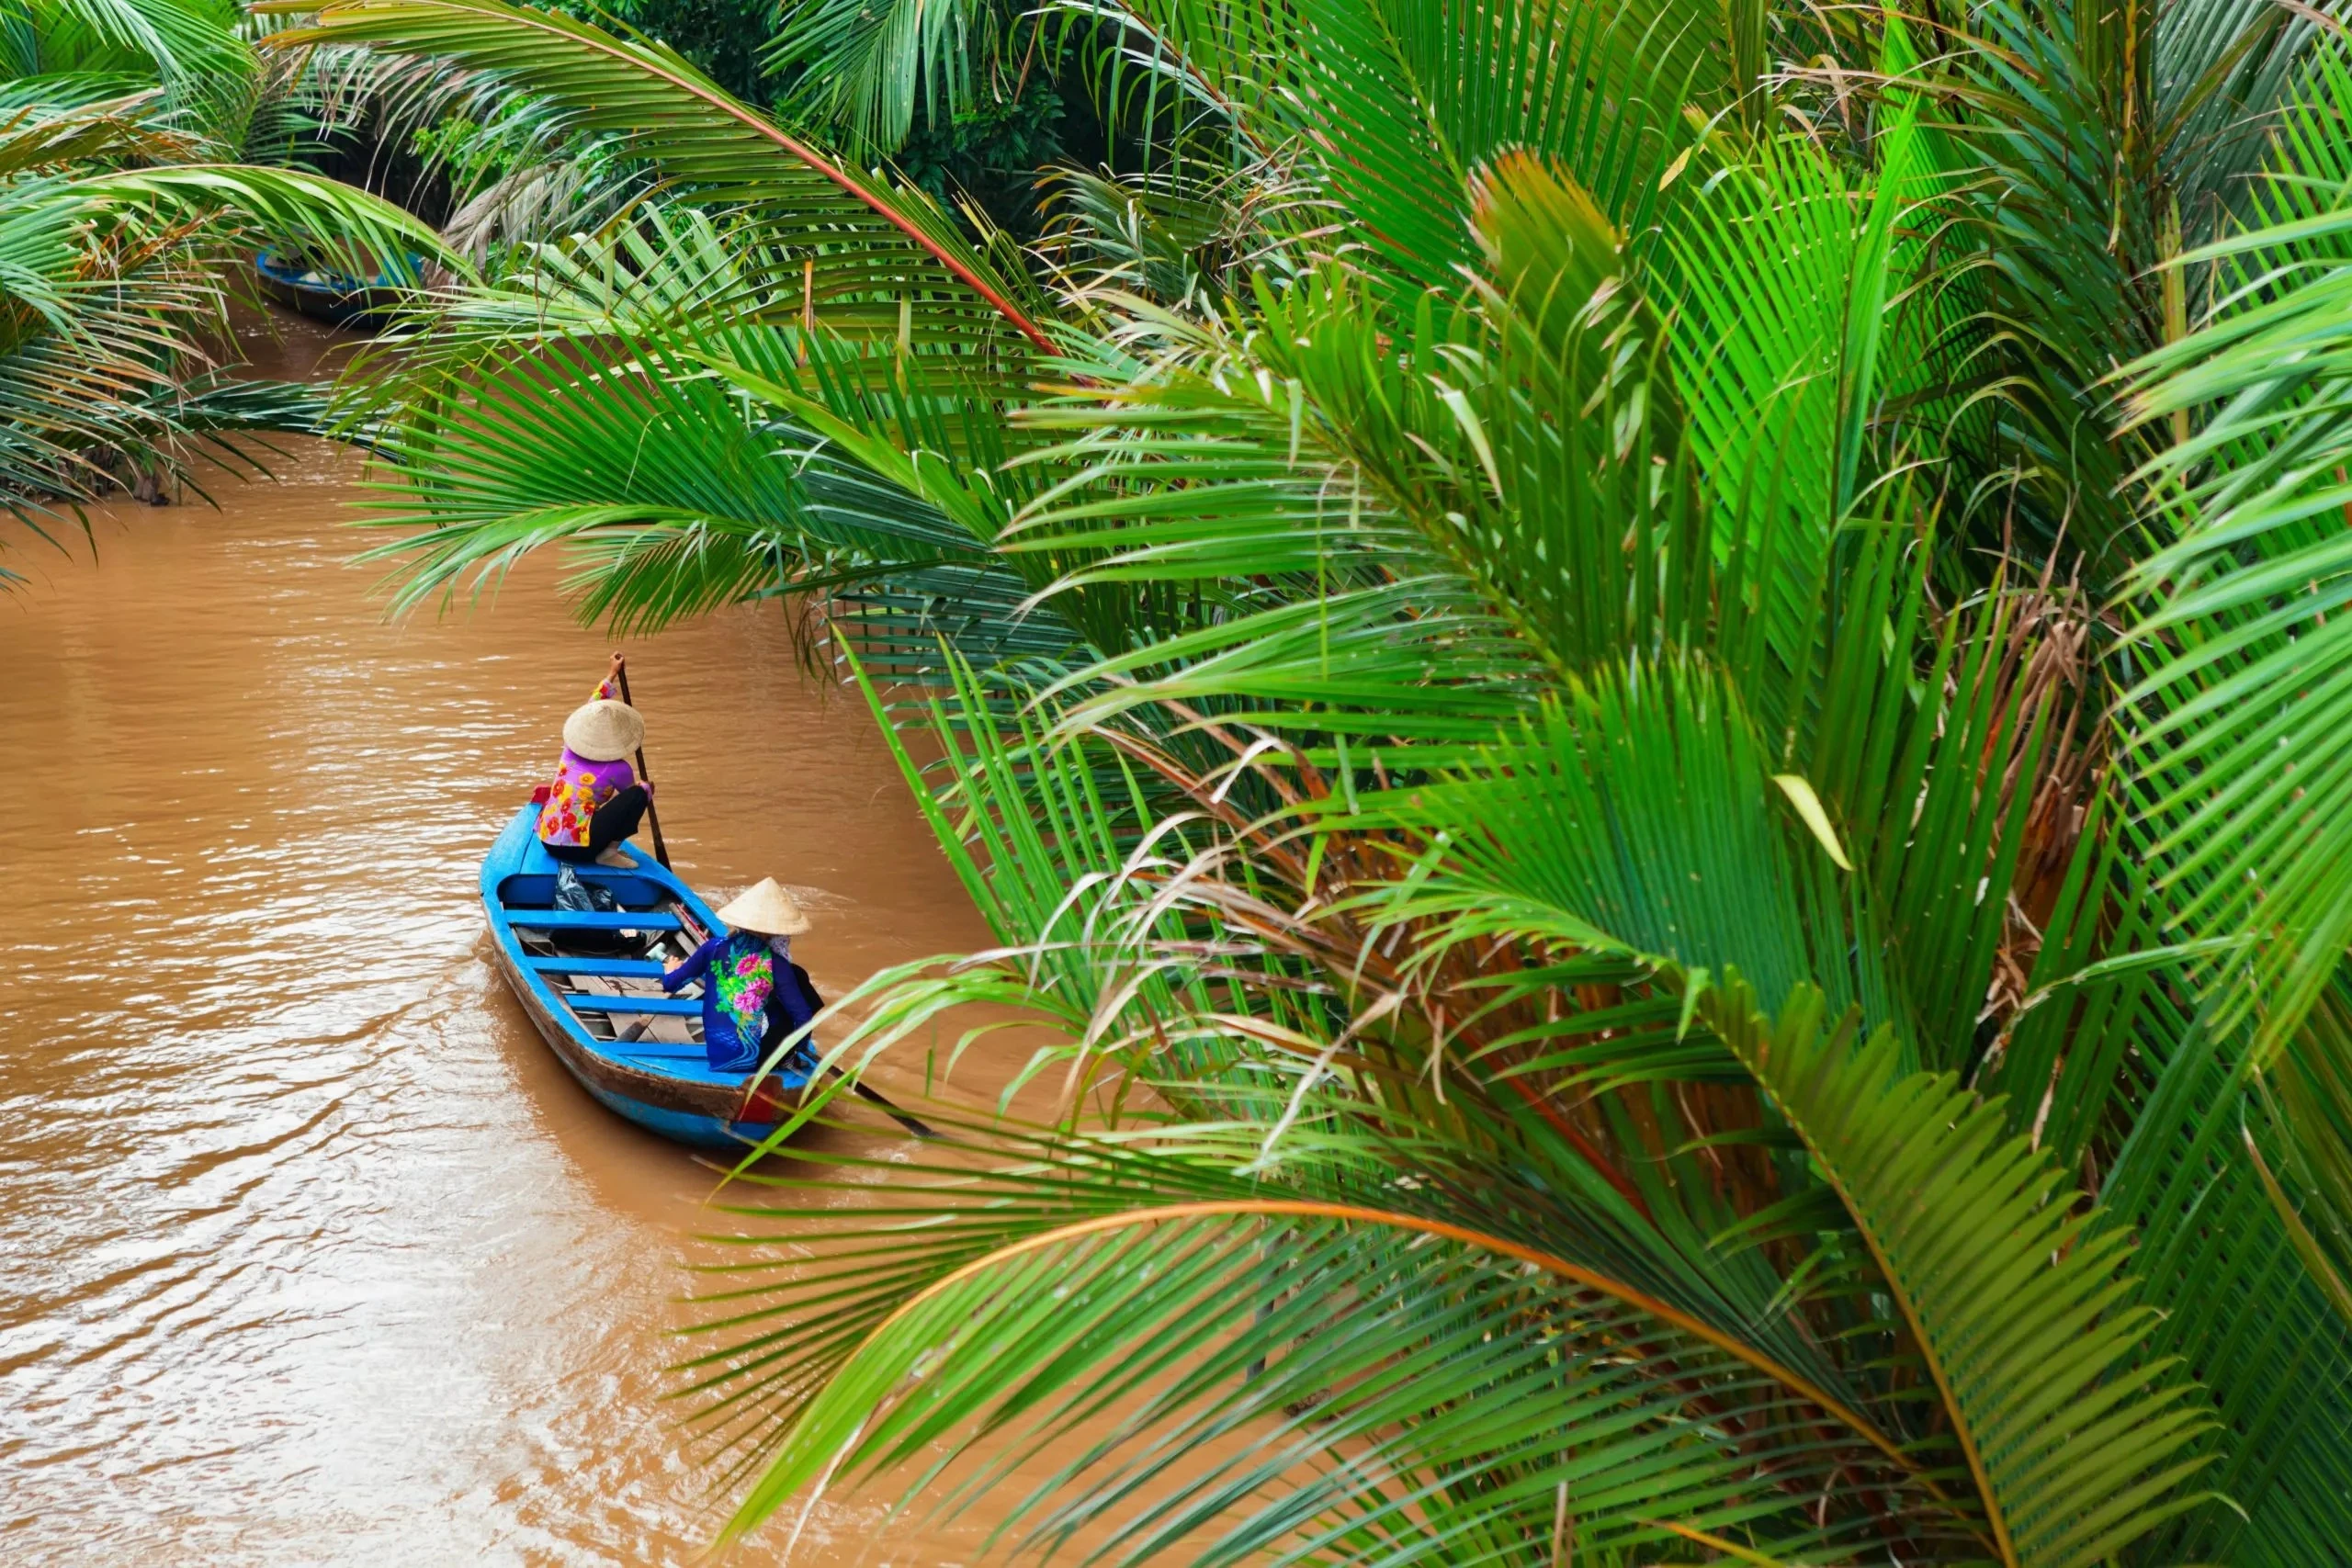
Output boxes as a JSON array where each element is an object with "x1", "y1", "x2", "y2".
[
  {"x1": 479, "y1": 803, "x2": 809, "y2": 1150},
  {"x1": 253, "y1": 249, "x2": 421, "y2": 328}
]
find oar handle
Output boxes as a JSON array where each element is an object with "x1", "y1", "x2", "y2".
[{"x1": 610, "y1": 652, "x2": 671, "y2": 869}]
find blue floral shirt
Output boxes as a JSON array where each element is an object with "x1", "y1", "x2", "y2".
[{"x1": 661, "y1": 931, "x2": 819, "y2": 1074}]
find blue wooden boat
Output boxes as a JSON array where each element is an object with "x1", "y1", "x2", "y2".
[
  {"x1": 479, "y1": 803, "x2": 811, "y2": 1150},
  {"x1": 253, "y1": 249, "x2": 420, "y2": 329}
]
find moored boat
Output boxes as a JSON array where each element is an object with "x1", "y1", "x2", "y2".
[
  {"x1": 253, "y1": 249, "x2": 420, "y2": 329},
  {"x1": 479, "y1": 802, "x2": 810, "y2": 1150}
]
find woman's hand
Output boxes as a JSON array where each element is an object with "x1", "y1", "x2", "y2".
[{"x1": 606, "y1": 650, "x2": 628, "y2": 682}]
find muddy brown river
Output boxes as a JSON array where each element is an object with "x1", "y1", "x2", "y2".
[{"x1": 0, "y1": 316, "x2": 1012, "y2": 1563}]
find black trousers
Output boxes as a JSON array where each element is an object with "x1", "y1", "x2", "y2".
[{"x1": 546, "y1": 784, "x2": 649, "y2": 863}]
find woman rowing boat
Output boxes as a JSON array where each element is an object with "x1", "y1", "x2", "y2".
[{"x1": 538, "y1": 654, "x2": 655, "y2": 867}]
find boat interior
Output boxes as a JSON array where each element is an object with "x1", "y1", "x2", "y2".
[{"x1": 495, "y1": 868, "x2": 711, "y2": 1055}]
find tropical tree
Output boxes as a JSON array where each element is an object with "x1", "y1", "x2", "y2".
[
  {"x1": 265, "y1": 0, "x2": 2352, "y2": 1561},
  {"x1": 0, "y1": 0, "x2": 442, "y2": 573}
]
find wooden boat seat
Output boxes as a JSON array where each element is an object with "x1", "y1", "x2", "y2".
[
  {"x1": 508, "y1": 910, "x2": 684, "y2": 931},
  {"x1": 563, "y1": 993, "x2": 703, "y2": 1017},
  {"x1": 498, "y1": 875, "x2": 668, "y2": 909},
  {"x1": 525, "y1": 955, "x2": 672, "y2": 978},
  {"x1": 494, "y1": 836, "x2": 671, "y2": 912},
  {"x1": 558, "y1": 965, "x2": 702, "y2": 1045}
]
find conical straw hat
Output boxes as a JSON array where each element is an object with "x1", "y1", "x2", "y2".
[
  {"x1": 563, "y1": 699, "x2": 644, "y2": 762},
  {"x1": 718, "y1": 878, "x2": 810, "y2": 937}
]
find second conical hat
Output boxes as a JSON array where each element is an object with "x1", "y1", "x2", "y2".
[{"x1": 717, "y1": 877, "x2": 810, "y2": 937}]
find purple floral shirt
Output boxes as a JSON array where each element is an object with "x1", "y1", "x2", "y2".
[{"x1": 537, "y1": 675, "x2": 636, "y2": 848}]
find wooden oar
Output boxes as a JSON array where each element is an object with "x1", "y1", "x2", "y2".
[
  {"x1": 832, "y1": 1071, "x2": 940, "y2": 1140},
  {"x1": 609, "y1": 651, "x2": 671, "y2": 869}
]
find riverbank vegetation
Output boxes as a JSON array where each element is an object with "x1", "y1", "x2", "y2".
[
  {"x1": 0, "y1": 0, "x2": 437, "y2": 562},
  {"x1": 124, "y1": 0, "x2": 2352, "y2": 1559}
]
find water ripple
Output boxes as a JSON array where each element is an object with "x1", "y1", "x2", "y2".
[{"x1": 0, "y1": 403, "x2": 993, "y2": 1563}]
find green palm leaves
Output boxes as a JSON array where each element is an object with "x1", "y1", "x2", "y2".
[
  {"x1": 1711, "y1": 981, "x2": 2212, "y2": 1567},
  {"x1": 289, "y1": 0, "x2": 2352, "y2": 1559},
  {"x1": 265, "y1": 0, "x2": 1078, "y2": 649},
  {"x1": 2123, "y1": 40, "x2": 2352, "y2": 1061},
  {"x1": 0, "y1": 75, "x2": 442, "y2": 556},
  {"x1": 765, "y1": 0, "x2": 986, "y2": 157},
  {"x1": 263, "y1": 0, "x2": 1052, "y2": 350},
  {"x1": 689, "y1": 650, "x2": 2209, "y2": 1564},
  {"x1": 714, "y1": 1189, "x2": 1964, "y2": 1562}
]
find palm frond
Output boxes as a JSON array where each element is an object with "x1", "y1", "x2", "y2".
[
  {"x1": 765, "y1": 0, "x2": 989, "y2": 156},
  {"x1": 258, "y1": 0, "x2": 1057, "y2": 352},
  {"x1": 2115, "y1": 37, "x2": 2352, "y2": 1055},
  {"x1": 1698, "y1": 975, "x2": 2215, "y2": 1568}
]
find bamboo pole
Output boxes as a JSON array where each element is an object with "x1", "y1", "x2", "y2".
[{"x1": 610, "y1": 652, "x2": 671, "y2": 868}]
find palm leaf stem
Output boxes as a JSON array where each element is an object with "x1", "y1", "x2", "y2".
[
  {"x1": 834, "y1": 1197, "x2": 1949, "y2": 1504},
  {"x1": 729, "y1": 1203, "x2": 1966, "y2": 1541}
]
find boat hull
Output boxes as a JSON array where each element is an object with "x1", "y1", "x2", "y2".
[
  {"x1": 480, "y1": 806, "x2": 807, "y2": 1153},
  {"x1": 254, "y1": 250, "x2": 416, "y2": 329},
  {"x1": 486, "y1": 936, "x2": 787, "y2": 1151}
]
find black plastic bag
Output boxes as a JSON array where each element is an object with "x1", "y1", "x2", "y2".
[
  {"x1": 553, "y1": 863, "x2": 621, "y2": 915},
  {"x1": 553, "y1": 863, "x2": 631, "y2": 953}
]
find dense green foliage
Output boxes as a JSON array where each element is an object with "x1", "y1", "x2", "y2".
[
  {"x1": 395, "y1": 0, "x2": 1091, "y2": 247},
  {"x1": 0, "y1": 0, "x2": 442, "y2": 569},
  {"x1": 234, "y1": 0, "x2": 2352, "y2": 1561}
]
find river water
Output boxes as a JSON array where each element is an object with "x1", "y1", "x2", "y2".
[{"x1": 0, "y1": 315, "x2": 1005, "y2": 1564}]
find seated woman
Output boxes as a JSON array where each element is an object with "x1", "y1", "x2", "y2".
[
  {"x1": 539, "y1": 654, "x2": 654, "y2": 867},
  {"x1": 661, "y1": 879, "x2": 821, "y2": 1075}
]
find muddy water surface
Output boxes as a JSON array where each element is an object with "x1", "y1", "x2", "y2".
[{"x1": 0, "y1": 316, "x2": 1004, "y2": 1564}]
